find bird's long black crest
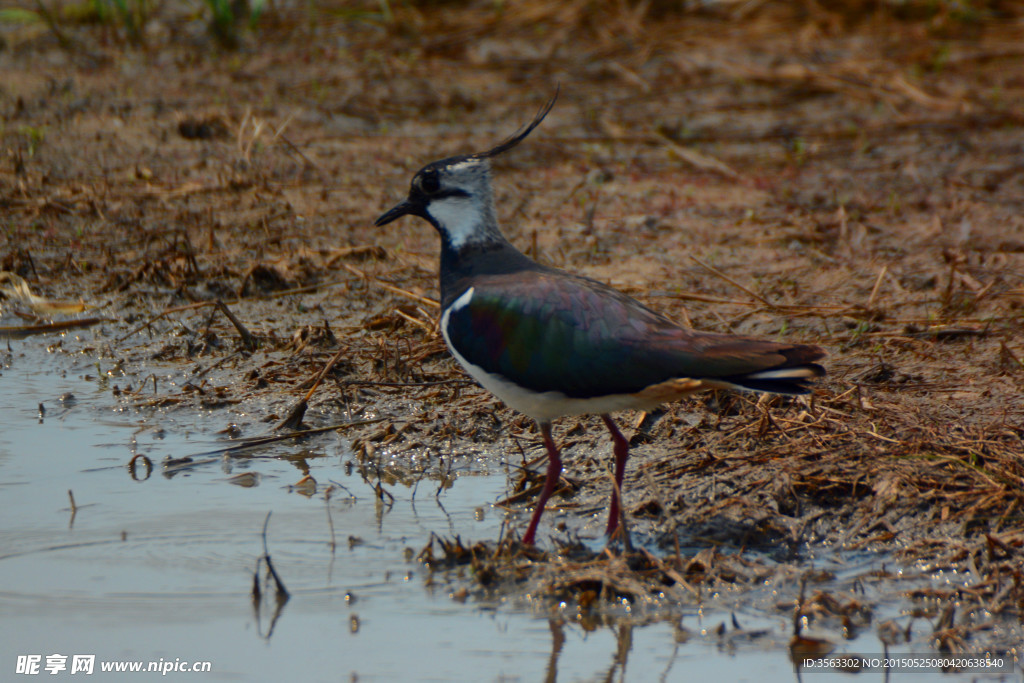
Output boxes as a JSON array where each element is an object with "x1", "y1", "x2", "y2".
[{"x1": 474, "y1": 85, "x2": 559, "y2": 160}]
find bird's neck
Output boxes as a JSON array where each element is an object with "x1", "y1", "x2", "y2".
[
  {"x1": 425, "y1": 189, "x2": 506, "y2": 250},
  {"x1": 439, "y1": 238, "x2": 539, "y2": 308}
]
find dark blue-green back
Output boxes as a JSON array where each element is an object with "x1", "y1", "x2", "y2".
[{"x1": 444, "y1": 269, "x2": 822, "y2": 398}]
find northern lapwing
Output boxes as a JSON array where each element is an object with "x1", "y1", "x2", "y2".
[{"x1": 374, "y1": 93, "x2": 826, "y2": 546}]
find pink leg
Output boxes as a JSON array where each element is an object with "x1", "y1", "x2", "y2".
[
  {"x1": 601, "y1": 414, "x2": 630, "y2": 537},
  {"x1": 522, "y1": 422, "x2": 562, "y2": 546}
]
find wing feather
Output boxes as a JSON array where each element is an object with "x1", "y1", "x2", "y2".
[{"x1": 444, "y1": 271, "x2": 824, "y2": 398}]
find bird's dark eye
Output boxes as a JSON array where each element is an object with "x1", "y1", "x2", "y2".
[{"x1": 419, "y1": 171, "x2": 440, "y2": 194}]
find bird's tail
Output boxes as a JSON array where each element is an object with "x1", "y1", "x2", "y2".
[{"x1": 715, "y1": 345, "x2": 826, "y2": 395}]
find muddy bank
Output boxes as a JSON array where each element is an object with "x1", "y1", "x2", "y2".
[{"x1": 2, "y1": 0, "x2": 1023, "y2": 658}]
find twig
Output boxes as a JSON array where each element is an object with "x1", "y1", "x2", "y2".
[
  {"x1": 324, "y1": 486, "x2": 337, "y2": 552},
  {"x1": 115, "y1": 301, "x2": 216, "y2": 343},
  {"x1": 276, "y1": 347, "x2": 348, "y2": 431},
  {"x1": 866, "y1": 265, "x2": 888, "y2": 310},
  {"x1": 67, "y1": 489, "x2": 78, "y2": 528},
  {"x1": 393, "y1": 307, "x2": 435, "y2": 334},
  {"x1": 688, "y1": 256, "x2": 775, "y2": 308},
  {"x1": 0, "y1": 317, "x2": 112, "y2": 340},
  {"x1": 271, "y1": 114, "x2": 324, "y2": 176},
  {"x1": 640, "y1": 549, "x2": 700, "y2": 598},
  {"x1": 216, "y1": 299, "x2": 257, "y2": 350},
  {"x1": 346, "y1": 379, "x2": 473, "y2": 388},
  {"x1": 655, "y1": 130, "x2": 741, "y2": 179},
  {"x1": 261, "y1": 511, "x2": 289, "y2": 599},
  {"x1": 265, "y1": 278, "x2": 349, "y2": 298},
  {"x1": 325, "y1": 245, "x2": 388, "y2": 266},
  {"x1": 339, "y1": 262, "x2": 439, "y2": 309},
  {"x1": 191, "y1": 351, "x2": 242, "y2": 382},
  {"x1": 367, "y1": 461, "x2": 396, "y2": 507},
  {"x1": 186, "y1": 418, "x2": 387, "y2": 459}
]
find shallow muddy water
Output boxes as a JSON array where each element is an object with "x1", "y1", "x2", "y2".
[
  {"x1": 0, "y1": 333, "x2": 745, "y2": 681},
  {"x1": 0, "y1": 332, "x2": 1016, "y2": 682}
]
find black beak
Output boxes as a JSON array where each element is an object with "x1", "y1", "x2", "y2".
[{"x1": 374, "y1": 199, "x2": 419, "y2": 227}]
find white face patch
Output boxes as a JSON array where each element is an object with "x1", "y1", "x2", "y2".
[{"x1": 425, "y1": 194, "x2": 484, "y2": 250}]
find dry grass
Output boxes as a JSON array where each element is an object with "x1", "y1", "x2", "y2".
[{"x1": 2, "y1": 0, "x2": 1023, "y2": 655}]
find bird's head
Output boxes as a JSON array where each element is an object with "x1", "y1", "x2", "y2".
[{"x1": 375, "y1": 89, "x2": 558, "y2": 250}]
